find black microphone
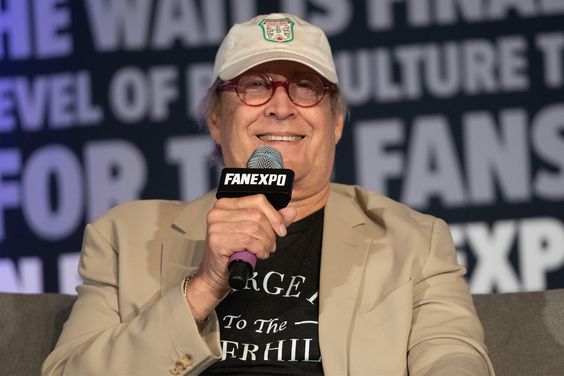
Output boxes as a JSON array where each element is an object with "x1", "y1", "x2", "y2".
[{"x1": 216, "y1": 146, "x2": 294, "y2": 289}]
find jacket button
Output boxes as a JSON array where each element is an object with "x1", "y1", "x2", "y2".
[
  {"x1": 170, "y1": 353, "x2": 193, "y2": 374},
  {"x1": 175, "y1": 359, "x2": 187, "y2": 371},
  {"x1": 181, "y1": 354, "x2": 193, "y2": 367}
]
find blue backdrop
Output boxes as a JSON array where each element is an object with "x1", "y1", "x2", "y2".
[{"x1": 1, "y1": 0, "x2": 563, "y2": 294}]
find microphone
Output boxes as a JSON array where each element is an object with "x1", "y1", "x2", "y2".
[{"x1": 216, "y1": 146, "x2": 294, "y2": 289}]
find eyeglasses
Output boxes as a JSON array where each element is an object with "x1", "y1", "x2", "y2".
[{"x1": 218, "y1": 72, "x2": 337, "y2": 108}]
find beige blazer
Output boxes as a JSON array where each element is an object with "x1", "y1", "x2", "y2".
[{"x1": 43, "y1": 183, "x2": 494, "y2": 376}]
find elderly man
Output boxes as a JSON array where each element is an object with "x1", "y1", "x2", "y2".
[{"x1": 43, "y1": 13, "x2": 494, "y2": 376}]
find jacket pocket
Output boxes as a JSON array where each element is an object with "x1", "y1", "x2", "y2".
[
  {"x1": 359, "y1": 278, "x2": 412, "y2": 328},
  {"x1": 349, "y1": 279, "x2": 413, "y2": 375}
]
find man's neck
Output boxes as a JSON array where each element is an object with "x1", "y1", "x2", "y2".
[{"x1": 289, "y1": 183, "x2": 331, "y2": 221}]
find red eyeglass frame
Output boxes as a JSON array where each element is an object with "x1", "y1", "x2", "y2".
[{"x1": 217, "y1": 72, "x2": 337, "y2": 108}]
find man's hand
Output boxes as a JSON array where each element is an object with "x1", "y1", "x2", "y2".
[{"x1": 185, "y1": 194, "x2": 297, "y2": 321}]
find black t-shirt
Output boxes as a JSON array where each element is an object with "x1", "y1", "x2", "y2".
[{"x1": 203, "y1": 208, "x2": 325, "y2": 375}]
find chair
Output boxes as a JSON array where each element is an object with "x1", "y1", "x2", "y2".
[
  {"x1": 473, "y1": 288, "x2": 564, "y2": 375},
  {"x1": 1, "y1": 289, "x2": 563, "y2": 375},
  {"x1": 0, "y1": 293, "x2": 75, "y2": 376}
]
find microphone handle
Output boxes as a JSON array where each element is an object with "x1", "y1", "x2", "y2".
[{"x1": 228, "y1": 250, "x2": 257, "y2": 289}]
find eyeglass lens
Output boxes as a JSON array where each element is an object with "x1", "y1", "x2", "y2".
[{"x1": 236, "y1": 73, "x2": 326, "y2": 107}]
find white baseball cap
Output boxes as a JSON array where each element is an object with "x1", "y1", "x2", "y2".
[{"x1": 212, "y1": 13, "x2": 338, "y2": 84}]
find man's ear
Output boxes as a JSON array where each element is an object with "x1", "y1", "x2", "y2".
[
  {"x1": 207, "y1": 110, "x2": 221, "y2": 144},
  {"x1": 334, "y1": 113, "x2": 345, "y2": 144}
]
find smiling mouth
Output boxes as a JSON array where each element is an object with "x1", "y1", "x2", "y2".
[{"x1": 258, "y1": 135, "x2": 304, "y2": 142}]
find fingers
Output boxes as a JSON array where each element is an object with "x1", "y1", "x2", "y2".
[
  {"x1": 198, "y1": 195, "x2": 294, "y2": 295},
  {"x1": 207, "y1": 220, "x2": 275, "y2": 260},
  {"x1": 214, "y1": 195, "x2": 289, "y2": 237},
  {"x1": 279, "y1": 206, "x2": 297, "y2": 227},
  {"x1": 206, "y1": 194, "x2": 289, "y2": 259},
  {"x1": 207, "y1": 209, "x2": 274, "y2": 242}
]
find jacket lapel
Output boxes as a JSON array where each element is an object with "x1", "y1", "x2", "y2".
[{"x1": 319, "y1": 188, "x2": 374, "y2": 375}]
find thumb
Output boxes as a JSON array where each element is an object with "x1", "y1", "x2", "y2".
[{"x1": 279, "y1": 206, "x2": 297, "y2": 227}]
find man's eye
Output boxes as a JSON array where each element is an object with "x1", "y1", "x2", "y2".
[
  {"x1": 249, "y1": 81, "x2": 266, "y2": 87},
  {"x1": 242, "y1": 79, "x2": 268, "y2": 90},
  {"x1": 295, "y1": 80, "x2": 315, "y2": 90}
]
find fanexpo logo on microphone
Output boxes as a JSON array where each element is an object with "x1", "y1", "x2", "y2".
[
  {"x1": 217, "y1": 168, "x2": 294, "y2": 209},
  {"x1": 223, "y1": 172, "x2": 287, "y2": 186}
]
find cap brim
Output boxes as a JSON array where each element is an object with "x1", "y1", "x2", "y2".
[{"x1": 217, "y1": 49, "x2": 338, "y2": 84}]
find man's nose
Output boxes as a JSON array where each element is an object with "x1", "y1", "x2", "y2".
[{"x1": 265, "y1": 83, "x2": 295, "y2": 119}]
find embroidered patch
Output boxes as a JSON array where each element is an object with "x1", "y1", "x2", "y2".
[{"x1": 259, "y1": 17, "x2": 295, "y2": 43}]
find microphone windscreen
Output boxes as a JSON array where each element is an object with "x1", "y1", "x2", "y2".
[{"x1": 247, "y1": 145, "x2": 284, "y2": 169}]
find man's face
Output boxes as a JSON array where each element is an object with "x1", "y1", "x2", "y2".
[{"x1": 208, "y1": 61, "x2": 344, "y2": 203}]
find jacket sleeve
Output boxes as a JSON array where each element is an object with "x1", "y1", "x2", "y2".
[
  {"x1": 407, "y1": 218, "x2": 495, "y2": 376},
  {"x1": 42, "y1": 221, "x2": 222, "y2": 376}
]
